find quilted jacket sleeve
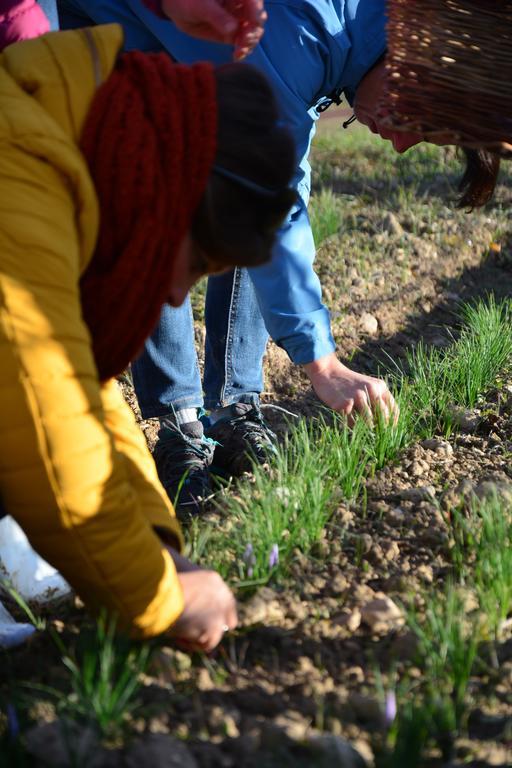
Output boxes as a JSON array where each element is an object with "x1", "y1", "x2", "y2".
[{"x1": 0, "y1": 141, "x2": 184, "y2": 639}]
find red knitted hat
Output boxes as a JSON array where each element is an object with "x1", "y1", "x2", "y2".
[{"x1": 80, "y1": 52, "x2": 217, "y2": 381}]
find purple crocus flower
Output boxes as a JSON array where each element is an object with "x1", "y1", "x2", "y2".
[
  {"x1": 269, "y1": 543, "x2": 279, "y2": 569},
  {"x1": 242, "y1": 543, "x2": 256, "y2": 578},
  {"x1": 384, "y1": 690, "x2": 397, "y2": 725}
]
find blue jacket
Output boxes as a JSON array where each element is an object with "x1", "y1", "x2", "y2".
[{"x1": 59, "y1": 0, "x2": 386, "y2": 363}]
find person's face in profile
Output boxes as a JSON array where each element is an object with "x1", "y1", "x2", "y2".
[{"x1": 167, "y1": 233, "x2": 226, "y2": 307}]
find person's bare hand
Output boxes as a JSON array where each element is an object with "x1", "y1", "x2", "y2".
[
  {"x1": 160, "y1": 0, "x2": 266, "y2": 59},
  {"x1": 166, "y1": 547, "x2": 238, "y2": 652},
  {"x1": 303, "y1": 353, "x2": 398, "y2": 425}
]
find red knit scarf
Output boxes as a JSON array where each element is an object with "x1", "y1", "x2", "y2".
[{"x1": 80, "y1": 51, "x2": 217, "y2": 381}]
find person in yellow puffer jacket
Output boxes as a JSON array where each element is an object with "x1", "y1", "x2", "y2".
[{"x1": 0, "y1": 23, "x2": 296, "y2": 649}]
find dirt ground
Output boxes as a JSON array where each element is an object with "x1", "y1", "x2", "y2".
[{"x1": 2, "y1": 132, "x2": 512, "y2": 767}]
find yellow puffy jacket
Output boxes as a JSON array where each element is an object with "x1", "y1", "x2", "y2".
[{"x1": 0, "y1": 24, "x2": 186, "y2": 638}]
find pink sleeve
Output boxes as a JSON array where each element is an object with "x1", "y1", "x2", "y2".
[{"x1": 0, "y1": 0, "x2": 50, "y2": 50}]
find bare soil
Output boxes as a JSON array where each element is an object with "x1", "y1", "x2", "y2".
[{"x1": 2, "y1": 138, "x2": 512, "y2": 768}]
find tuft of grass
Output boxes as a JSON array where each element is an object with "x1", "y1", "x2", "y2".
[
  {"x1": 309, "y1": 188, "x2": 344, "y2": 245},
  {"x1": 407, "y1": 586, "x2": 480, "y2": 730},
  {"x1": 210, "y1": 419, "x2": 339, "y2": 584},
  {"x1": 403, "y1": 296, "x2": 512, "y2": 437},
  {"x1": 192, "y1": 297, "x2": 512, "y2": 587},
  {"x1": 451, "y1": 493, "x2": 512, "y2": 642},
  {"x1": 47, "y1": 615, "x2": 151, "y2": 741}
]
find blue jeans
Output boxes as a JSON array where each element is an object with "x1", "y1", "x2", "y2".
[{"x1": 132, "y1": 268, "x2": 269, "y2": 418}]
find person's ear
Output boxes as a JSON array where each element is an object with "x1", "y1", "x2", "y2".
[{"x1": 167, "y1": 234, "x2": 197, "y2": 307}]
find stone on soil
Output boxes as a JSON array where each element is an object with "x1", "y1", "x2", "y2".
[
  {"x1": 124, "y1": 735, "x2": 199, "y2": 768},
  {"x1": 396, "y1": 485, "x2": 436, "y2": 504},
  {"x1": 359, "y1": 312, "x2": 379, "y2": 336},
  {"x1": 25, "y1": 721, "x2": 114, "y2": 768},
  {"x1": 420, "y1": 438, "x2": 454, "y2": 455},
  {"x1": 446, "y1": 405, "x2": 481, "y2": 432},
  {"x1": 303, "y1": 734, "x2": 368, "y2": 767},
  {"x1": 360, "y1": 592, "x2": 404, "y2": 633},
  {"x1": 473, "y1": 479, "x2": 512, "y2": 505},
  {"x1": 239, "y1": 587, "x2": 286, "y2": 626},
  {"x1": 382, "y1": 211, "x2": 404, "y2": 237}
]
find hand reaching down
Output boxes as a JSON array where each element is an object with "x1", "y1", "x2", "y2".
[
  {"x1": 166, "y1": 547, "x2": 238, "y2": 653},
  {"x1": 303, "y1": 353, "x2": 398, "y2": 425},
  {"x1": 160, "y1": 0, "x2": 266, "y2": 59}
]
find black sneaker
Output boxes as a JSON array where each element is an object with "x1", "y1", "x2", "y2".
[
  {"x1": 153, "y1": 421, "x2": 215, "y2": 515},
  {"x1": 205, "y1": 403, "x2": 277, "y2": 476}
]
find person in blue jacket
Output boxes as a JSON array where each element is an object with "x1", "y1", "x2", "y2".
[{"x1": 55, "y1": 0, "x2": 408, "y2": 511}]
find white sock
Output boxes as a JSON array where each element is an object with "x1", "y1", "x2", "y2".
[{"x1": 160, "y1": 408, "x2": 199, "y2": 429}]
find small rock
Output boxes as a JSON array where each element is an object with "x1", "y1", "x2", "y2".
[
  {"x1": 25, "y1": 721, "x2": 109, "y2": 768},
  {"x1": 446, "y1": 405, "x2": 480, "y2": 432},
  {"x1": 421, "y1": 526, "x2": 449, "y2": 549},
  {"x1": 303, "y1": 734, "x2": 367, "y2": 767},
  {"x1": 332, "y1": 608, "x2": 362, "y2": 633},
  {"x1": 355, "y1": 533, "x2": 373, "y2": 554},
  {"x1": 420, "y1": 438, "x2": 453, "y2": 455},
  {"x1": 208, "y1": 706, "x2": 240, "y2": 739},
  {"x1": 239, "y1": 587, "x2": 286, "y2": 626},
  {"x1": 396, "y1": 486, "x2": 436, "y2": 504},
  {"x1": 345, "y1": 665, "x2": 365, "y2": 684},
  {"x1": 124, "y1": 735, "x2": 199, "y2": 768},
  {"x1": 360, "y1": 593, "x2": 404, "y2": 633},
  {"x1": 272, "y1": 711, "x2": 310, "y2": 741},
  {"x1": 410, "y1": 461, "x2": 425, "y2": 477},
  {"x1": 416, "y1": 564, "x2": 434, "y2": 583},
  {"x1": 347, "y1": 693, "x2": 382, "y2": 724},
  {"x1": 440, "y1": 479, "x2": 475, "y2": 510},
  {"x1": 384, "y1": 506, "x2": 407, "y2": 526},
  {"x1": 359, "y1": 312, "x2": 379, "y2": 336},
  {"x1": 197, "y1": 667, "x2": 215, "y2": 691},
  {"x1": 473, "y1": 479, "x2": 512, "y2": 505},
  {"x1": 382, "y1": 211, "x2": 404, "y2": 237},
  {"x1": 383, "y1": 541, "x2": 400, "y2": 561},
  {"x1": 329, "y1": 573, "x2": 350, "y2": 595}
]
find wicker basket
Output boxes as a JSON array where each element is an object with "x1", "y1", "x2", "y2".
[{"x1": 381, "y1": 0, "x2": 512, "y2": 156}]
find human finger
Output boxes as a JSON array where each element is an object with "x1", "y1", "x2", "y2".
[
  {"x1": 382, "y1": 388, "x2": 400, "y2": 425},
  {"x1": 233, "y1": 19, "x2": 265, "y2": 58},
  {"x1": 374, "y1": 397, "x2": 390, "y2": 424},
  {"x1": 225, "y1": 0, "x2": 266, "y2": 26},
  {"x1": 198, "y1": 0, "x2": 238, "y2": 41},
  {"x1": 353, "y1": 388, "x2": 374, "y2": 424},
  {"x1": 225, "y1": 600, "x2": 238, "y2": 632}
]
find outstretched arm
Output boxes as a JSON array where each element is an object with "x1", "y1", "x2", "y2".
[
  {"x1": 145, "y1": 0, "x2": 266, "y2": 59},
  {"x1": 0, "y1": 143, "x2": 186, "y2": 638}
]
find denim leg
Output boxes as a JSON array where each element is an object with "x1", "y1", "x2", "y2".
[
  {"x1": 203, "y1": 268, "x2": 268, "y2": 410},
  {"x1": 131, "y1": 300, "x2": 203, "y2": 419},
  {"x1": 38, "y1": 0, "x2": 59, "y2": 29}
]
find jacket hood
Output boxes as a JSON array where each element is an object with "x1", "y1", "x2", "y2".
[{"x1": 337, "y1": 0, "x2": 387, "y2": 104}]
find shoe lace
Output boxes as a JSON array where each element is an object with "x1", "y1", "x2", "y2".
[
  {"x1": 229, "y1": 407, "x2": 277, "y2": 448},
  {"x1": 157, "y1": 427, "x2": 215, "y2": 481}
]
